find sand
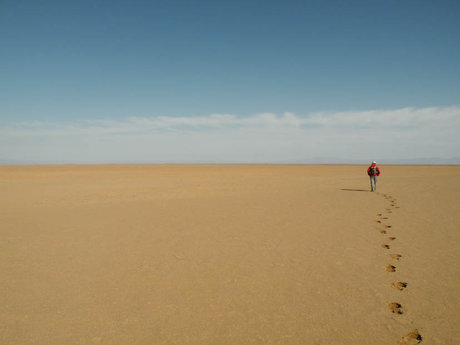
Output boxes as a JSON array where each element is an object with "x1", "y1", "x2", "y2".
[{"x1": 0, "y1": 164, "x2": 459, "y2": 345}]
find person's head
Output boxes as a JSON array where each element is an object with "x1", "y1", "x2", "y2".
[{"x1": 372, "y1": 161, "x2": 376, "y2": 165}]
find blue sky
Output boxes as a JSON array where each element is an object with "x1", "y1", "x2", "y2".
[{"x1": 1, "y1": 0, "x2": 459, "y2": 163}]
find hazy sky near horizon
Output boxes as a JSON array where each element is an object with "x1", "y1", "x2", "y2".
[{"x1": 1, "y1": 0, "x2": 459, "y2": 163}]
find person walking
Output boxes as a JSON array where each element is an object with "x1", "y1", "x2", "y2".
[{"x1": 367, "y1": 161, "x2": 380, "y2": 192}]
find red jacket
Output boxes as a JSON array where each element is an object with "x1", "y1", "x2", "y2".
[{"x1": 367, "y1": 164, "x2": 380, "y2": 176}]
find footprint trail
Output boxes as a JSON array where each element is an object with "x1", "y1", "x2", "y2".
[{"x1": 375, "y1": 193, "x2": 422, "y2": 343}]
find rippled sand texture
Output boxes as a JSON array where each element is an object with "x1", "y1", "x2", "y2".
[{"x1": 1, "y1": 165, "x2": 459, "y2": 345}]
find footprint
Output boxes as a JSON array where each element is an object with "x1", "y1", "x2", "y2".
[
  {"x1": 388, "y1": 236, "x2": 396, "y2": 240},
  {"x1": 376, "y1": 220, "x2": 382, "y2": 223},
  {"x1": 392, "y1": 282, "x2": 408, "y2": 291},
  {"x1": 397, "y1": 330, "x2": 422, "y2": 345},
  {"x1": 379, "y1": 230, "x2": 387, "y2": 234},
  {"x1": 388, "y1": 254, "x2": 402, "y2": 261},
  {"x1": 389, "y1": 302, "x2": 403, "y2": 314},
  {"x1": 382, "y1": 244, "x2": 390, "y2": 249},
  {"x1": 377, "y1": 213, "x2": 382, "y2": 216},
  {"x1": 385, "y1": 225, "x2": 392, "y2": 229},
  {"x1": 386, "y1": 264, "x2": 396, "y2": 272}
]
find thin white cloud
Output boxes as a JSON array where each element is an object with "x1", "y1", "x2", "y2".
[{"x1": 1, "y1": 106, "x2": 459, "y2": 163}]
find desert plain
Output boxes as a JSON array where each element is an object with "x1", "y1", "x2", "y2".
[{"x1": 0, "y1": 164, "x2": 459, "y2": 345}]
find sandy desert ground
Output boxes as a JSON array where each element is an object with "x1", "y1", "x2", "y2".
[{"x1": 0, "y1": 164, "x2": 459, "y2": 345}]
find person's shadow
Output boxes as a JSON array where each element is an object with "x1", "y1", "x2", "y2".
[{"x1": 340, "y1": 188, "x2": 369, "y2": 192}]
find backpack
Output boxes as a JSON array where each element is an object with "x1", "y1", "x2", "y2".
[{"x1": 369, "y1": 166, "x2": 377, "y2": 176}]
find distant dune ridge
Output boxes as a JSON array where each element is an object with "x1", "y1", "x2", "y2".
[
  {"x1": 1, "y1": 165, "x2": 459, "y2": 345},
  {"x1": 1, "y1": 156, "x2": 460, "y2": 165}
]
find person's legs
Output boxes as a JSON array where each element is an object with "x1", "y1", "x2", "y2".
[{"x1": 370, "y1": 176, "x2": 377, "y2": 191}]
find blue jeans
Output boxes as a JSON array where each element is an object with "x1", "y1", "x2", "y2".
[{"x1": 370, "y1": 175, "x2": 377, "y2": 191}]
